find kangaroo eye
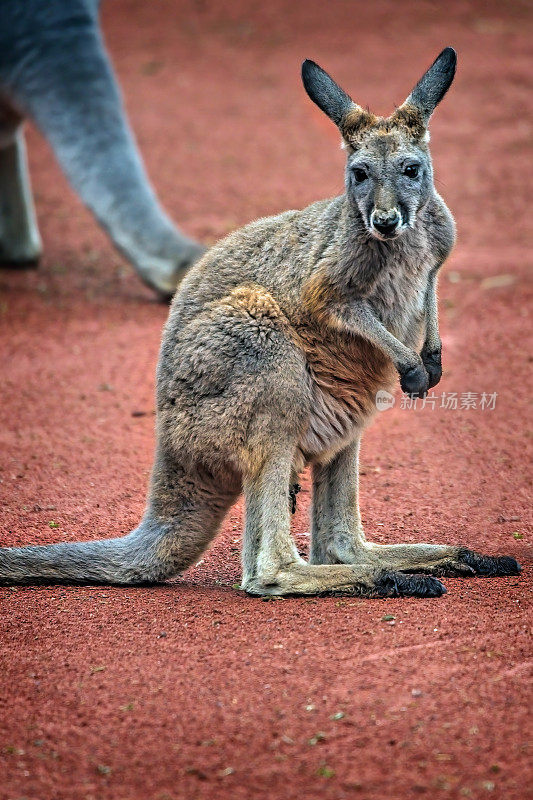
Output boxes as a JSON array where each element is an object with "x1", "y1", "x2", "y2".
[
  {"x1": 353, "y1": 168, "x2": 368, "y2": 183},
  {"x1": 404, "y1": 164, "x2": 420, "y2": 179}
]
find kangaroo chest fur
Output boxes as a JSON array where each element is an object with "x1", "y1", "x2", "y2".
[
  {"x1": 296, "y1": 240, "x2": 432, "y2": 465},
  {"x1": 295, "y1": 327, "x2": 391, "y2": 464}
]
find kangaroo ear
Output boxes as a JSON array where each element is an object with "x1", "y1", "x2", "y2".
[
  {"x1": 301, "y1": 60, "x2": 357, "y2": 127},
  {"x1": 403, "y1": 47, "x2": 457, "y2": 125}
]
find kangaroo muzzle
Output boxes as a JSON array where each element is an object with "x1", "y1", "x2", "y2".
[{"x1": 370, "y1": 207, "x2": 401, "y2": 238}]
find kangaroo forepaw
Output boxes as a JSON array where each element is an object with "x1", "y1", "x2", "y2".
[
  {"x1": 421, "y1": 347, "x2": 442, "y2": 389},
  {"x1": 399, "y1": 364, "x2": 429, "y2": 398}
]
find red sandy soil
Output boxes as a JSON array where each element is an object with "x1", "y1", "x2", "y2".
[{"x1": 0, "y1": 1, "x2": 531, "y2": 798}]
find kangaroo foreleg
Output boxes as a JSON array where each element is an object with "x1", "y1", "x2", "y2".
[
  {"x1": 420, "y1": 269, "x2": 442, "y2": 388},
  {"x1": 329, "y1": 299, "x2": 430, "y2": 396}
]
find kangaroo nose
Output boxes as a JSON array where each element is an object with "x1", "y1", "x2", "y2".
[{"x1": 371, "y1": 209, "x2": 401, "y2": 235}]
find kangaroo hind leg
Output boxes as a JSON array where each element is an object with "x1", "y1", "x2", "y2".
[
  {"x1": 310, "y1": 439, "x2": 520, "y2": 581},
  {"x1": 242, "y1": 445, "x2": 444, "y2": 598}
]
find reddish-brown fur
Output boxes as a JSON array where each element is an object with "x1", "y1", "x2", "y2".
[
  {"x1": 341, "y1": 102, "x2": 426, "y2": 148},
  {"x1": 297, "y1": 272, "x2": 394, "y2": 419}
]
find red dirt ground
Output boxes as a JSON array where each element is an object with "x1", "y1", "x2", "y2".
[{"x1": 0, "y1": 1, "x2": 531, "y2": 798}]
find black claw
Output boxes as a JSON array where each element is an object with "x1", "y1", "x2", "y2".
[
  {"x1": 288, "y1": 483, "x2": 301, "y2": 514},
  {"x1": 457, "y1": 548, "x2": 522, "y2": 577},
  {"x1": 374, "y1": 571, "x2": 446, "y2": 598}
]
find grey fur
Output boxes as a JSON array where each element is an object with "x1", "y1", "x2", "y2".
[
  {"x1": 301, "y1": 60, "x2": 356, "y2": 126},
  {"x1": 0, "y1": 127, "x2": 41, "y2": 264},
  {"x1": 405, "y1": 47, "x2": 457, "y2": 125},
  {"x1": 0, "y1": 50, "x2": 520, "y2": 595},
  {"x1": 0, "y1": 0, "x2": 204, "y2": 297}
]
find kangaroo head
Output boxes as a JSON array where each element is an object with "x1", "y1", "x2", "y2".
[{"x1": 302, "y1": 48, "x2": 456, "y2": 241}]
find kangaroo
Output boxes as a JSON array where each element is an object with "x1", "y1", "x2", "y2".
[
  {"x1": 0, "y1": 0, "x2": 204, "y2": 297},
  {"x1": 0, "y1": 48, "x2": 520, "y2": 595}
]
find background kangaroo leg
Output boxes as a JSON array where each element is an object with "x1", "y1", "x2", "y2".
[
  {"x1": 0, "y1": 110, "x2": 42, "y2": 264},
  {"x1": 0, "y1": 0, "x2": 203, "y2": 297},
  {"x1": 310, "y1": 439, "x2": 520, "y2": 577},
  {"x1": 243, "y1": 446, "x2": 445, "y2": 598}
]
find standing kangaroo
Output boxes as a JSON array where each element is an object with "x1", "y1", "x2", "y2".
[
  {"x1": 0, "y1": 49, "x2": 520, "y2": 595},
  {"x1": 0, "y1": 0, "x2": 204, "y2": 297}
]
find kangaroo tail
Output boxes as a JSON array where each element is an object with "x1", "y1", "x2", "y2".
[
  {"x1": 0, "y1": 494, "x2": 227, "y2": 586},
  {"x1": 0, "y1": 447, "x2": 238, "y2": 587},
  {"x1": 0, "y1": 514, "x2": 170, "y2": 585}
]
